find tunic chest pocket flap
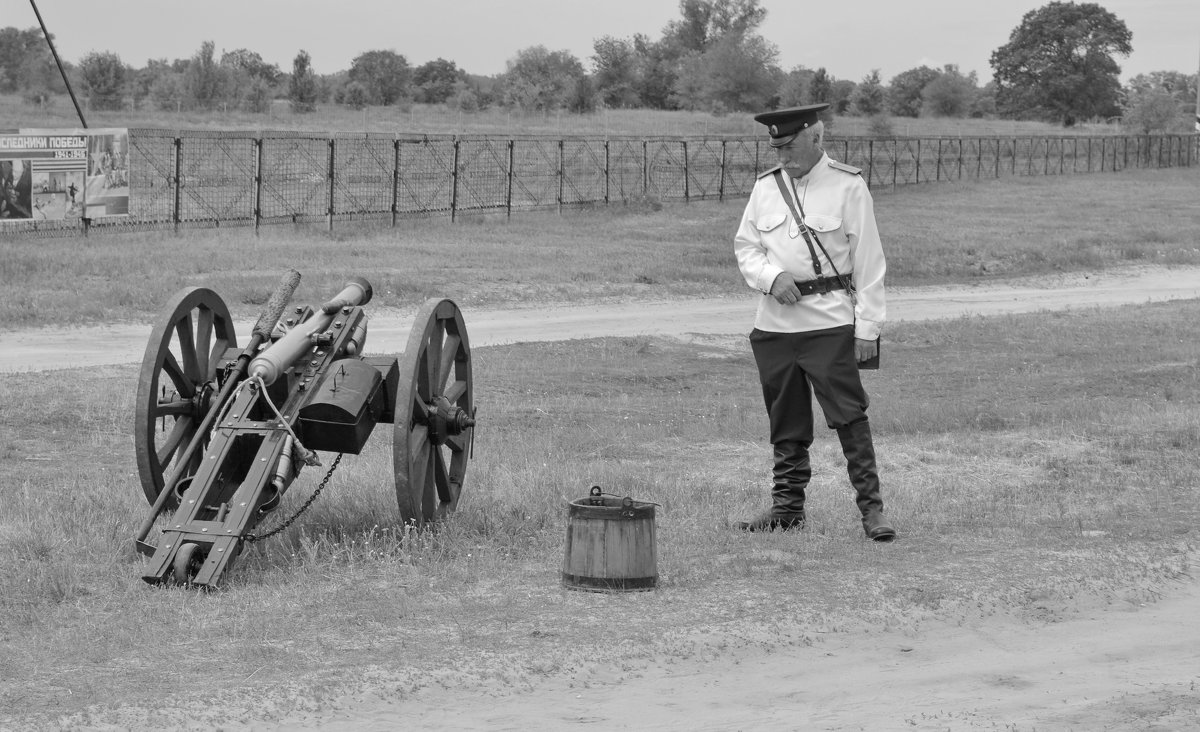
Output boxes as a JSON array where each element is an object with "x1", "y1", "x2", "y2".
[
  {"x1": 755, "y1": 212, "x2": 787, "y2": 232},
  {"x1": 802, "y1": 214, "x2": 841, "y2": 233}
]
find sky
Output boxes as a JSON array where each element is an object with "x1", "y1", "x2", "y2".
[{"x1": 5, "y1": 0, "x2": 1199, "y2": 84}]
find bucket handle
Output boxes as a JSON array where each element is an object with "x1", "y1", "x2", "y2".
[{"x1": 586, "y1": 485, "x2": 662, "y2": 511}]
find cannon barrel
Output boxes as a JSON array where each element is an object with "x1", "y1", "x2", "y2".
[{"x1": 248, "y1": 277, "x2": 372, "y2": 385}]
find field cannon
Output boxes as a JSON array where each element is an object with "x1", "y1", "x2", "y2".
[{"x1": 132, "y1": 270, "x2": 475, "y2": 588}]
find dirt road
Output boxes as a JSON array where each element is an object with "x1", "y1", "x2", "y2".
[
  {"x1": 1, "y1": 265, "x2": 1198, "y2": 373},
  {"x1": 276, "y1": 576, "x2": 1200, "y2": 731}
]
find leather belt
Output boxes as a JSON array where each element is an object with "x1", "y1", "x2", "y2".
[{"x1": 794, "y1": 276, "x2": 848, "y2": 297}]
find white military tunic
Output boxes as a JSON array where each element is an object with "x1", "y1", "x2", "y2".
[{"x1": 734, "y1": 153, "x2": 886, "y2": 341}]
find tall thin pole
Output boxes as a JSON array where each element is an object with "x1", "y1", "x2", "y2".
[
  {"x1": 1195, "y1": 42, "x2": 1200, "y2": 133},
  {"x1": 29, "y1": 0, "x2": 87, "y2": 128}
]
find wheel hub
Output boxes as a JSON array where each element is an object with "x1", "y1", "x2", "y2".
[{"x1": 425, "y1": 395, "x2": 475, "y2": 446}]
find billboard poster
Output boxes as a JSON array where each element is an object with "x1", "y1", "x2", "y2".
[{"x1": 0, "y1": 128, "x2": 128, "y2": 222}]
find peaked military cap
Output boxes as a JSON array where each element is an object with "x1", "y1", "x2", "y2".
[{"x1": 754, "y1": 103, "x2": 830, "y2": 147}]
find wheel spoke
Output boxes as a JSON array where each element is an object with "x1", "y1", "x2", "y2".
[
  {"x1": 433, "y1": 447, "x2": 453, "y2": 503},
  {"x1": 155, "y1": 395, "x2": 192, "y2": 418},
  {"x1": 437, "y1": 334, "x2": 460, "y2": 392},
  {"x1": 414, "y1": 344, "x2": 430, "y2": 400},
  {"x1": 445, "y1": 432, "x2": 467, "y2": 454},
  {"x1": 410, "y1": 391, "x2": 430, "y2": 426},
  {"x1": 444, "y1": 380, "x2": 466, "y2": 403},
  {"x1": 423, "y1": 346, "x2": 439, "y2": 397},
  {"x1": 409, "y1": 424, "x2": 430, "y2": 464},
  {"x1": 160, "y1": 351, "x2": 195, "y2": 399},
  {"x1": 196, "y1": 307, "x2": 215, "y2": 375},
  {"x1": 424, "y1": 445, "x2": 440, "y2": 516},
  {"x1": 156, "y1": 417, "x2": 195, "y2": 467},
  {"x1": 174, "y1": 314, "x2": 200, "y2": 384}
]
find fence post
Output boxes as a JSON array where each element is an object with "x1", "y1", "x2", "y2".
[
  {"x1": 935, "y1": 139, "x2": 942, "y2": 182},
  {"x1": 391, "y1": 139, "x2": 400, "y2": 228},
  {"x1": 718, "y1": 140, "x2": 727, "y2": 201},
  {"x1": 326, "y1": 138, "x2": 335, "y2": 232},
  {"x1": 682, "y1": 140, "x2": 689, "y2": 201},
  {"x1": 172, "y1": 136, "x2": 182, "y2": 234},
  {"x1": 557, "y1": 139, "x2": 564, "y2": 215},
  {"x1": 253, "y1": 137, "x2": 263, "y2": 234},
  {"x1": 915, "y1": 138, "x2": 921, "y2": 184},
  {"x1": 604, "y1": 140, "x2": 610, "y2": 205},
  {"x1": 1043, "y1": 138, "x2": 1049, "y2": 175},
  {"x1": 866, "y1": 139, "x2": 873, "y2": 188},
  {"x1": 642, "y1": 140, "x2": 648, "y2": 198},
  {"x1": 506, "y1": 140, "x2": 515, "y2": 218},
  {"x1": 892, "y1": 140, "x2": 898, "y2": 191},
  {"x1": 450, "y1": 138, "x2": 460, "y2": 222},
  {"x1": 957, "y1": 138, "x2": 963, "y2": 180}
]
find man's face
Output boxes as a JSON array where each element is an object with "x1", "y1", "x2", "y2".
[{"x1": 775, "y1": 133, "x2": 823, "y2": 178}]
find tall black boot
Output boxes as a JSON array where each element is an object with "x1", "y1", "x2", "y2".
[
  {"x1": 836, "y1": 420, "x2": 897, "y2": 542},
  {"x1": 736, "y1": 441, "x2": 809, "y2": 532}
]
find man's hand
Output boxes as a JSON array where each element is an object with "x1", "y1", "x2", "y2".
[
  {"x1": 854, "y1": 338, "x2": 878, "y2": 363},
  {"x1": 769, "y1": 272, "x2": 801, "y2": 304}
]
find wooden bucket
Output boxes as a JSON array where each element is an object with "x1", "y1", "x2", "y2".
[{"x1": 562, "y1": 487, "x2": 657, "y2": 592}]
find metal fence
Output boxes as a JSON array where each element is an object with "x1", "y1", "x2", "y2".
[{"x1": 6, "y1": 129, "x2": 1197, "y2": 237}]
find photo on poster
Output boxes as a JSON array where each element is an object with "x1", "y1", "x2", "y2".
[
  {"x1": 84, "y1": 129, "x2": 130, "y2": 217},
  {"x1": 31, "y1": 168, "x2": 84, "y2": 221},
  {"x1": 0, "y1": 158, "x2": 33, "y2": 220}
]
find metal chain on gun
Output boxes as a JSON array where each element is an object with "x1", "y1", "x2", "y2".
[{"x1": 244, "y1": 453, "x2": 343, "y2": 543}]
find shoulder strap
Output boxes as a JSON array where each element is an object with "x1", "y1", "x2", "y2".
[
  {"x1": 828, "y1": 160, "x2": 862, "y2": 175},
  {"x1": 757, "y1": 164, "x2": 783, "y2": 179},
  {"x1": 771, "y1": 169, "x2": 856, "y2": 304},
  {"x1": 771, "y1": 169, "x2": 823, "y2": 278}
]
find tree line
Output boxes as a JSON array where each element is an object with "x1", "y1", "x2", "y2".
[{"x1": 1, "y1": 1, "x2": 1196, "y2": 133}]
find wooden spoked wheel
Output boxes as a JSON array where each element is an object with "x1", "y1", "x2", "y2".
[
  {"x1": 134, "y1": 287, "x2": 237, "y2": 508},
  {"x1": 394, "y1": 298, "x2": 474, "y2": 527}
]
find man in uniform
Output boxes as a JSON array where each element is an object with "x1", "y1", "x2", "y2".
[{"x1": 733, "y1": 103, "x2": 896, "y2": 542}]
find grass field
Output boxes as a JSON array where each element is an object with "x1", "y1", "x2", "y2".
[
  {"x1": 1, "y1": 93, "x2": 1135, "y2": 138},
  {"x1": 2, "y1": 167, "x2": 1199, "y2": 332},
  {"x1": 0, "y1": 167, "x2": 1198, "y2": 729}
]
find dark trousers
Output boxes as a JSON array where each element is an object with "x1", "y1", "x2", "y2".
[
  {"x1": 749, "y1": 325, "x2": 877, "y2": 516},
  {"x1": 749, "y1": 325, "x2": 869, "y2": 443}
]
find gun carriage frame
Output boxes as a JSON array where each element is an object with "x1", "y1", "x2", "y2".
[{"x1": 132, "y1": 272, "x2": 475, "y2": 588}]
